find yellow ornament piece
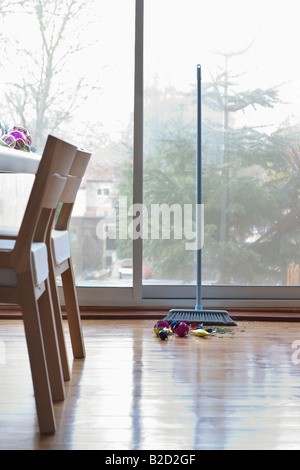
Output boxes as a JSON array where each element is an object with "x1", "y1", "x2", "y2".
[{"x1": 190, "y1": 329, "x2": 211, "y2": 337}]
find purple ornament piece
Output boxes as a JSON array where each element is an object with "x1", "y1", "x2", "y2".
[
  {"x1": 9, "y1": 131, "x2": 26, "y2": 142},
  {"x1": 1, "y1": 134, "x2": 16, "y2": 148},
  {"x1": 174, "y1": 322, "x2": 189, "y2": 337},
  {"x1": 11, "y1": 126, "x2": 32, "y2": 146},
  {"x1": 156, "y1": 321, "x2": 169, "y2": 329},
  {"x1": 14, "y1": 138, "x2": 26, "y2": 150}
]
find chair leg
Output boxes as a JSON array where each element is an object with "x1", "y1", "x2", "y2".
[
  {"x1": 38, "y1": 279, "x2": 65, "y2": 402},
  {"x1": 18, "y1": 274, "x2": 56, "y2": 434},
  {"x1": 61, "y1": 259, "x2": 86, "y2": 359},
  {"x1": 48, "y1": 259, "x2": 71, "y2": 381}
]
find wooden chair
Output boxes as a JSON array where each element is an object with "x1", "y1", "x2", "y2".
[
  {"x1": 0, "y1": 135, "x2": 77, "y2": 433},
  {"x1": 47, "y1": 149, "x2": 91, "y2": 381}
]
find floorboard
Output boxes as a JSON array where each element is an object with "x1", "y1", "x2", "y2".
[{"x1": 1, "y1": 319, "x2": 300, "y2": 450}]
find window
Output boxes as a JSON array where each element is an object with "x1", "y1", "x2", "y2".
[
  {"x1": 142, "y1": 0, "x2": 300, "y2": 306},
  {"x1": 1, "y1": 0, "x2": 300, "y2": 308},
  {"x1": 0, "y1": 0, "x2": 135, "y2": 292}
]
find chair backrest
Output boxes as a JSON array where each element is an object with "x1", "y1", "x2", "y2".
[
  {"x1": 54, "y1": 149, "x2": 92, "y2": 231},
  {"x1": 69, "y1": 149, "x2": 92, "y2": 179},
  {"x1": 13, "y1": 135, "x2": 77, "y2": 265}
]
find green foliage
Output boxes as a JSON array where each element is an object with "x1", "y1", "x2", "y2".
[
  {"x1": 142, "y1": 120, "x2": 195, "y2": 280},
  {"x1": 116, "y1": 50, "x2": 300, "y2": 285}
]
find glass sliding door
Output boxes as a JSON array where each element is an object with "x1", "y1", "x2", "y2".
[
  {"x1": 143, "y1": 0, "x2": 300, "y2": 305},
  {"x1": 0, "y1": 0, "x2": 135, "y2": 302},
  {"x1": 143, "y1": 0, "x2": 197, "y2": 292},
  {"x1": 2, "y1": 0, "x2": 300, "y2": 308},
  {"x1": 67, "y1": 1, "x2": 135, "y2": 290}
]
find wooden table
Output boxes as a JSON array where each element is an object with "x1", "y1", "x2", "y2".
[{"x1": 0, "y1": 146, "x2": 40, "y2": 173}]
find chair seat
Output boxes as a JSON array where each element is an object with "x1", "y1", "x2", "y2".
[
  {"x1": 51, "y1": 230, "x2": 70, "y2": 266},
  {"x1": 0, "y1": 239, "x2": 48, "y2": 287},
  {"x1": 0, "y1": 227, "x2": 19, "y2": 237},
  {"x1": 0, "y1": 227, "x2": 71, "y2": 267}
]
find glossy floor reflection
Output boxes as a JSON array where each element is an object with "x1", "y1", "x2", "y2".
[{"x1": 1, "y1": 319, "x2": 300, "y2": 449}]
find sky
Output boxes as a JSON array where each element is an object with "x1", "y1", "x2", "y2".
[
  {"x1": 144, "y1": 0, "x2": 300, "y2": 130},
  {"x1": 1, "y1": 0, "x2": 300, "y2": 140}
]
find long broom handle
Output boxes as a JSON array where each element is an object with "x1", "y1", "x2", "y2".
[{"x1": 196, "y1": 64, "x2": 202, "y2": 310}]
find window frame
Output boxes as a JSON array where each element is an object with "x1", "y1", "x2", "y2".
[{"x1": 64, "y1": 0, "x2": 300, "y2": 309}]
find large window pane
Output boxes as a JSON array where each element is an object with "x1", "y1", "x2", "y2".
[
  {"x1": 144, "y1": 0, "x2": 300, "y2": 287},
  {"x1": 0, "y1": 0, "x2": 134, "y2": 287}
]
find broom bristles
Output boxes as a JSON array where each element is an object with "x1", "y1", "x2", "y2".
[{"x1": 163, "y1": 309, "x2": 237, "y2": 326}]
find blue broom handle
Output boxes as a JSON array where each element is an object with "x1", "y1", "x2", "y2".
[{"x1": 196, "y1": 64, "x2": 202, "y2": 310}]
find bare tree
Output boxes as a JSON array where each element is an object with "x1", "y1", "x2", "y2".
[
  {"x1": 3, "y1": 0, "x2": 99, "y2": 149},
  {"x1": 1, "y1": 0, "x2": 11, "y2": 12},
  {"x1": 0, "y1": 1, "x2": 25, "y2": 54},
  {"x1": 0, "y1": 0, "x2": 24, "y2": 13}
]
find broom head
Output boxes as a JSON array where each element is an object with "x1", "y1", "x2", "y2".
[{"x1": 163, "y1": 308, "x2": 237, "y2": 326}]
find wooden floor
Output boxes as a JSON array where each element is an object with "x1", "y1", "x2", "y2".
[{"x1": 1, "y1": 319, "x2": 300, "y2": 450}]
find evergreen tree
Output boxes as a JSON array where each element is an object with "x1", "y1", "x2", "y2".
[
  {"x1": 202, "y1": 48, "x2": 299, "y2": 284},
  {"x1": 116, "y1": 51, "x2": 300, "y2": 285}
]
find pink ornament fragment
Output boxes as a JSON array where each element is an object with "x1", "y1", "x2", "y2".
[
  {"x1": 6, "y1": 126, "x2": 32, "y2": 147},
  {"x1": 1, "y1": 134, "x2": 16, "y2": 148},
  {"x1": 4, "y1": 125, "x2": 33, "y2": 151},
  {"x1": 156, "y1": 321, "x2": 169, "y2": 329},
  {"x1": 9, "y1": 132, "x2": 26, "y2": 150},
  {"x1": 174, "y1": 322, "x2": 189, "y2": 337},
  {"x1": 10, "y1": 126, "x2": 32, "y2": 147}
]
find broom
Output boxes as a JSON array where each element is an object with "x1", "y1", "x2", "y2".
[{"x1": 163, "y1": 64, "x2": 236, "y2": 326}]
